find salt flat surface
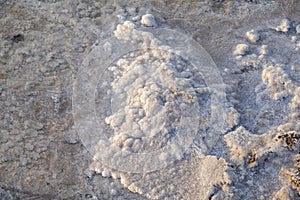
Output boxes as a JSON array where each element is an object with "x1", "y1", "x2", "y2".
[{"x1": 0, "y1": 0, "x2": 299, "y2": 199}]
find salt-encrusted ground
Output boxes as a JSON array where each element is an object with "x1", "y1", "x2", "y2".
[{"x1": 0, "y1": 0, "x2": 299, "y2": 199}]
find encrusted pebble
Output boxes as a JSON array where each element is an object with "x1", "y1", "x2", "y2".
[{"x1": 141, "y1": 14, "x2": 157, "y2": 27}]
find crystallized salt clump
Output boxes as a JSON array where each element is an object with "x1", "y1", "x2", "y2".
[
  {"x1": 246, "y1": 30, "x2": 259, "y2": 43},
  {"x1": 141, "y1": 14, "x2": 157, "y2": 27},
  {"x1": 102, "y1": 21, "x2": 206, "y2": 154},
  {"x1": 275, "y1": 19, "x2": 290, "y2": 33},
  {"x1": 105, "y1": 49, "x2": 199, "y2": 153},
  {"x1": 234, "y1": 44, "x2": 249, "y2": 56},
  {"x1": 114, "y1": 21, "x2": 137, "y2": 41},
  {"x1": 114, "y1": 20, "x2": 161, "y2": 49},
  {"x1": 224, "y1": 126, "x2": 260, "y2": 163},
  {"x1": 261, "y1": 65, "x2": 294, "y2": 100}
]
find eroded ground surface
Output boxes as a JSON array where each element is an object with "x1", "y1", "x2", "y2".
[{"x1": 1, "y1": 0, "x2": 300, "y2": 199}]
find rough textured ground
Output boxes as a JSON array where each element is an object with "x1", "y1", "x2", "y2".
[{"x1": 0, "y1": 0, "x2": 300, "y2": 199}]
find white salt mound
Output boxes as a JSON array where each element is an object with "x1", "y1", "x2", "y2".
[
  {"x1": 141, "y1": 14, "x2": 157, "y2": 27},
  {"x1": 106, "y1": 49, "x2": 198, "y2": 153},
  {"x1": 261, "y1": 65, "x2": 294, "y2": 100},
  {"x1": 246, "y1": 30, "x2": 259, "y2": 43},
  {"x1": 234, "y1": 44, "x2": 249, "y2": 56},
  {"x1": 275, "y1": 19, "x2": 290, "y2": 33}
]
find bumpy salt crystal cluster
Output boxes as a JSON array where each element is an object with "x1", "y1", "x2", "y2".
[
  {"x1": 74, "y1": 17, "x2": 227, "y2": 176},
  {"x1": 106, "y1": 23, "x2": 201, "y2": 153},
  {"x1": 228, "y1": 19, "x2": 300, "y2": 198},
  {"x1": 261, "y1": 65, "x2": 294, "y2": 100},
  {"x1": 234, "y1": 43, "x2": 249, "y2": 56},
  {"x1": 77, "y1": 17, "x2": 227, "y2": 176},
  {"x1": 76, "y1": 16, "x2": 227, "y2": 199},
  {"x1": 275, "y1": 19, "x2": 290, "y2": 33},
  {"x1": 246, "y1": 30, "x2": 259, "y2": 43}
]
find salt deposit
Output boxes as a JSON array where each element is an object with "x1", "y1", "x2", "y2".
[
  {"x1": 141, "y1": 14, "x2": 156, "y2": 27},
  {"x1": 76, "y1": 16, "x2": 300, "y2": 199},
  {"x1": 234, "y1": 44, "x2": 249, "y2": 56},
  {"x1": 246, "y1": 30, "x2": 259, "y2": 43},
  {"x1": 275, "y1": 18, "x2": 290, "y2": 33},
  {"x1": 74, "y1": 19, "x2": 226, "y2": 175},
  {"x1": 3, "y1": 0, "x2": 300, "y2": 198}
]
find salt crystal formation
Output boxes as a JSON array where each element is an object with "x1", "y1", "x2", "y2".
[
  {"x1": 105, "y1": 50, "x2": 198, "y2": 153},
  {"x1": 228, "y1": 17, "x2": 300, "y2": 199},
  {"x1": 74, "y1": 20, "x2": 226, "y2": 176},
  {"x1": 74, "y1": 18, "x2": 229, "y2": 198},
  {"x1": 246, "y1": 30, "x2": 259, "y2": 44},
  {"x1": 275, "y1": 18, "x2": 291, "y2": 33},
  {"x1": 73, "y1": 15, "x2": 300, "y2": 199},
  {"x1": 234, "y1": 43, "x2": 249, "y2": 56}
]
